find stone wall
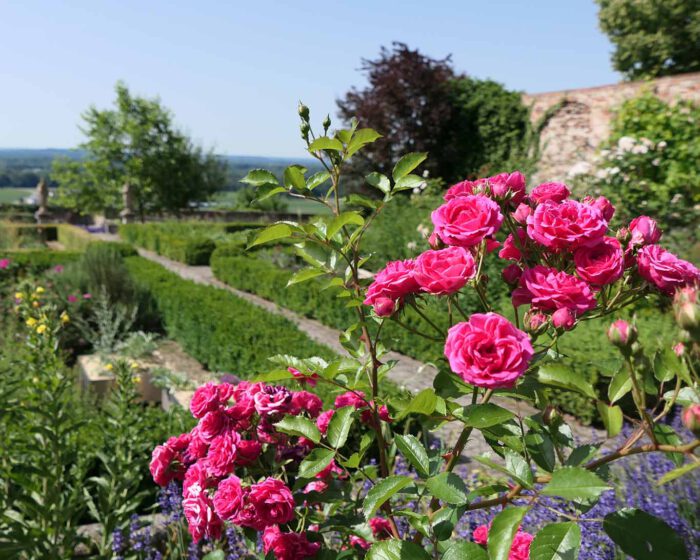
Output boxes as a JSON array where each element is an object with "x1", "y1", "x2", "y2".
[{"x1": 522, "y1": 71, "x2": 700, "y2": 182}]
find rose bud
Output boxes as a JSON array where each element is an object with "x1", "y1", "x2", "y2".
[
  {"x1": 552, "y1": 308, "x2": 575, "y2": 330},
  {"x1": 543, "y1": 405, "x2": 562, "y2": 427},
  {"x1": 298, "y1": 102, "x2": 310, "y2": 120},
  {"x1": 373, "y1": 297, "x2": 396, "y2": 317},
  {"x1": 673, "y1": 342, "x2": 685, "y2": 357},
  {"x1": 524, "y1": 311, "x2": 548, "y2": 333},
  {"x1": 616, "y1": 227, "x2": 630, "y2": 245},
  {"x1": 629, "y1": 216, "x2": 661, "y2": 249},
  {"x1": 502, "y1": 264, "x2": 522, "y2": 286},
  {"x1": 513, "y1": 203, "x2": 531, "y2": 224},
  {"x1": 428, "y1": 231, "x2": 443, "y2": 250},
  {"x1": 607, "y1": 319, "x2": 637, "y2": 349},
  {"x1": 681, "y1": 404, "x2": 700, "y2": 438},
  {"x1": 673, "y1": 286, "x2": 699, "y2": 332}
]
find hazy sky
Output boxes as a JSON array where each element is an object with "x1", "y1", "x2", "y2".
[{"x1": 0, "y1": 0, "x2": 619, "y2": 157}]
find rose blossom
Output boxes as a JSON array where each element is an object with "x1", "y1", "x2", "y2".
[
  {"x1": 529, "y1": 182, "x2": 570, "y2": 203},
  {"x1": 512, "y1": 266, "x2": 597, "y2": 313},
  {"x1": 487, "y1": 171, "x2": 527, "y2": 204},
  {"x1": 183, "y1": 492, "x2": 222, "y2": 543},
  {"x1": 183, "y1": 461, "x2": 210, "y2": 498},
  {"x1": 583, "y1": 195, "x2": 615, "y2": 221},
  {"x1": 681, "y1": 404, "x2": 700, "y2": 438},
  {"x1": 190, "y1": 382, "x2": 221, "y2": 419},
  {"x1": 412, "y1": 246, "x2": 476, "y2": 295},
  {"x1": 629, "y1": 216, "x2": 661, "y2": 249},
  {"x1": 288, "y1": 366, "x2": 319, "y2": 387},
  {"x1": 636, "y1": 245, "x2": 700, "y2": 295},
  {"x1": 473, "y1": 524, "x2": 533, "y2": 560},
  {"x1": 198, "y1": 410, "x2": 229, "y2": 442},
  {"x1": 673, "y1": 342, "x2": 685, "y2": 357},
  {"x1": 574, "y1": 237, "x2": 624, "y2": 286},
  {"x1": 67, "y1": 294, "x2": 78, "y2": 303},
  {"x1": 499, "y1": 229, "x2": 527, "y2": 261},
  {"x1": 205, "y1": 431, "x2": 240, "y2": 477},
  {"x1": 444, "y1": 312, "x2": 533, "y2": 389},
  {"x1": 212, "y1": 475, "x2": 245, "y2": 520},
  {"x1": 363, "y1": 259, "x2": 419, "y2": 316},
  {"x1": 262, "y1": 526, "x2": 321, "y2": 560},
  {"x1": 303, "y1": 480, "x2": 328, "y2": 494},
  {"x1": 369, "y1": 517, "x2": 393, "y2": 538},
  {"x1": 607, "y1": 319, "x2": 637, "y2": 348},
  {"x1": 444, "y1": 179, "x2": 478, "y2": 200},
  {"x1": 316, "y1": 409, "x2": 334, "y2": 434},
  {"x1": 238, "y1": 477, "x2": 295, "y2": 530},
  {"x1": 473, "y1": 524, "x2": 489, "y2": 545},
  {"x1": 150, "y1": 444, "x2": 178, "y2": 486},
  {"x1": 291, "y1": 390, "x2": 323, "y2": 418},
  {"x1": 349, "y1": 535, "x2": 372, "y2": 550},
  {"x1": 335, "y1": 391, "x2": 367, "y2": 409},
  {"x1": 253, "y1": 385, "x2": 292, "y2": 416},
  {"x1": 552, "y1": 307, "x2": 575, "y2": 330},
  {"x1": 526, "y1": 200, "x2": 607, "y2": 251},
  {"x1": 235, "y1": 439, "x2": 262, "y2": 466},
  {"x1": 432, "y1": 195, "x2": 504, "y2": 248},
  {"x1": 502, "y1": 264, "x2": 522, "y2": 285},
  {"x1": 0, "y1": 258, "x2": 10, "y2": 270},
  {"x1": 513, "y1": 203, "x2": 531, "y2": 224}
]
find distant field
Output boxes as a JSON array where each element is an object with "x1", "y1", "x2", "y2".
[{"x1": 0, "y1": 188, "x2": 32, "y2": 204}]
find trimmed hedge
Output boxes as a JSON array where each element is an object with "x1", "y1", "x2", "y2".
[
  {"x1": 120, "y1": 222, "x2": 264, "y2": 265},
  {"x1": 124, "y1": 255, "x2": 336, "y2": 376},
  {"x1": 1, "y1": 249, "x2": 82, "y2": 275}
]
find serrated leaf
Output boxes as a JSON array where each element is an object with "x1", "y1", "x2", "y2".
[
  {"x1": 347, "y1": 128, "x2": 382, "y2": 158},
  {"x1": 425, "y1": 473, "x2": 469, "y2": 505},
  {"x1": 306, "y1": 170, "x2": 331, "y2": 190},
  {"x1": 287, "y1": 268, "x2": 325, "y2": 286},
  {"x1": 473, "y1": 454, "x2": 532, "y2": 489},
  {"x1": 530, "y1": 522, "x2": 581, "y2": 560},
  {"x1": 603, "y1": 508, "x2": 688, "y2": 560},
  {"x1": 488, "y1": 507, "x2": 528, "y2": 560},
  {"x1": 309, "y1": 136, "x2": 344, "y2": 152},
  {"x1": 363, "y1": 476, "x2": 412, "y2": 519},
  {"x1": 393, "y1": 174, "x2": 425, "y2": 192},
  {"x1": 249, "y1": 223, "x2": 293, "y2": 248},
  {"x1": 454, "y1": 403, "x2": 515, "y2": 428},
  {"x1": 298, "y1": 448, "x2": 334, "y2": 479},
  {"x1": 443, "y1": 542, "x2": 488, "y2": 560},
  {"x1": 608, "y1": 367, "x2": 632, "y2": 403},
  {"x1": 366, "y1": 540, "x2": 430, "y2": 560},
  {"x1": 327, "y1": 406, "x2": 354, "y2": 449},
  {"x1": 392, "y1": 152, "x2": 427, "y2": 182},
  {"x1": 396, "y1": 388, "x2": 438, "y2": 419},
  {"x1": 652, "y1": 423, "x2": 684, "y2": 467},
  {"x1": 504, "y1": 450, "x2": 534, "y2": 488},
  {"x1": 283, "y1": 165, "x2": 307, "y2": 190},
  {"x1": 394, "y1": 434, "x2": 430, "y2": 478},
  {"x1": 252, "y1": 369, "x2": 295, "y2": 382},
  {"x1": 241, "y1": 168, "x2": 278, "y2": 186},
  {"x1": 274, "y1": 415, "x2": 321, "y2": 444},
  {"x1": 537, "y1": 364, "x2": 596, "y2": 399},
  {"x1": 541, "y1": 467, "x2": 610, "y2": 501},
  {"x1": 366, "y1": 172, "x2": 391, "y2": 194},
  {"x1": 327, "y1": 211, "x2": 364, "y2": 239}
]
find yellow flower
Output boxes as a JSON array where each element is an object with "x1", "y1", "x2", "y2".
[
  {"x1": 25, "y1": 317, "x2": 37, "y2": 327},
  {"x1": 60, "y1": 311, "x2": 70, "y2": 324},
  {"x1": 129, "y1": 361, "x2": 139, "y2": 370},
  {"x1": 35, "y1": 287, "x2": 45, "y2": 294},
  {"x1": 133, "y1": 375, "x2": 142, "y2": 384},
  {"x1": 32, "y1": 301, "x2": 40, "y2": 308},
  {"x1": 105, "y1": 363, "x2": 114, "y2": 371},
  {"x1": 14, "y1": 292, "x2": 23, "y2": 300},
  {"x1": 36, "y1": 324, "x2": 47, "y2": 334}
]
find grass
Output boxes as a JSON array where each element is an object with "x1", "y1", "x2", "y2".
[{"x1": 0, "y1": 188, "x2": 32, "y2": 204}]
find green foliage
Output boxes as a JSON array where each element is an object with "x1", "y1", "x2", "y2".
[
  {"x1": 52, "y1": 82, "x2": 227, "y2": 216},
  {"x1": 0, "y1": 249, "x2": 81, "y2": 277},
  {"x1": 596, "y1": 0, "x2": 700, "y2": 79}
]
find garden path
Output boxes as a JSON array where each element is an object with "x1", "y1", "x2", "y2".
[{"x1": 97, "y1": 234, "x2": 605, "y2": 457}]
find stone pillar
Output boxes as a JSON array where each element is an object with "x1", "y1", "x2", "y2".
[
  {"x1": 34, "y1": 178, "x2": 52, "y2": 225},
  {"x1": 119, "y1": 182, "x2": 135, "y2": 224}
]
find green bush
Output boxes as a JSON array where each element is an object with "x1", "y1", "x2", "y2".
[
  {"x1": 1, "y1": 249, "x2": 81, "y2": 274},
  {"x1": 0, "y1": 223, "x2": 57, "y2": 249}
]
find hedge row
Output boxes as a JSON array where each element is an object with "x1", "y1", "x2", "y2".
[
  {"x1": 1, "y1": 249, "x2": 82, "y2": 275},
  {"x1": 120, "y1": 222, "x2": 264, "y2": 265}
]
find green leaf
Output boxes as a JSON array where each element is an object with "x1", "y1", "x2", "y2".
[
  {"x1": 504, "y1": 450, "x2": 534, "y2": 488},
  {"x1": 254, "y1": 183, "x2": 287, "y2": 202},
  {"x1": 596, "y1": 402, "x2": 623, "y2": 437},
  {"x1": 392, "y1": 152, "x2": 428, "y2": 182},
  {"x1": 607, "y1": 367, "x2": 632, "y2": 403},
  {"x1": 443, "y1": 542, "x2": 488, "y2": 560},
  {"x1": 306, "y1": 170, "x2": 331, "y2": 190},
  {"x1": 287, "y1": 268, "x2": 325, "y2": 286},
  {"x1": 652, "y1": 423, "x2": 684, "y2": 466},
  {"x1": 472, "y1": 454, "x2": 532, "y2": 489},
  {"x1": 654, "y1": 347, "x2": 687, "y2": 383},
  {"x1": 454, "y1": 403, "x2": 515, "y2": 428},
  {"x1": 536, "y1": 364, "x2": 597, "y2": 399},
  {"x1": 252, "y1": 369, "x2": 295, "y2": 382},
  {"x1": 283, "y1": 165, "x2": 307, "y2": 190},
  {"x1": 425, "y1": 473, "x2": 469, "y2": 505},
  {"x1": 240, "y1": 168, "x2": 278, "y2": 186},
  {"x1": 363, "y1": 475, "x2": 412, "y2": 519},
  {"x1": 366, "y1": 172, "x2": 391, "y2": 194},
  {"x1": 396, "y1": 388, "x2": 437, "y2": 419},
  {"x1": 603, "y1": 508, "x2": 688, "y2": 560},
  {"x1": 530, "y1": 522, "x2": 581, "y2": 560},
  {"x1": 327, "y1": 406, "x2": 354, "y2": 449},
  {"x1": 202, "y1": 552, "x2": 225, "y2": 560},
  {"x1": 488, "y1": 507, "x2": 528, "y2": 560},
  {"x1": 346, "y1": 128, "x2": 382, "y2": 158},
  {"x1": 541, "y1": 467, "x2": 610, "y2": 502},
  {"x1": 657, "y1": 461, "x2": 700, "y2": 485},
  {"x1": 431, "y1": 505, "x2": 465, "y2": 541},
  {"x1": 274, "y1": 415, "x2": 321, "y2": 444},
  {"x1": 249, "y1": 223, "x2": 293, "y2": 248},
  {"x1": 308, "y1": 136, "x2": 344, "y2": 152},
  {"x1": 366, "y1": 540, "x2": 431, "y2": 560},
  {"x1": 394, "y1": 434, "x2": 430, "y2": 478},
  {"x1": 297, "y1": 448, "x2": 334, "y2": 479},
  {"x1": 393, "y1": 174, "x2": 425, "y2": 192},
  {"x1": 327, "y1": 211, "x2": 364, "y2": 239},
  {"x1": 564, "y1": 444, "x2": 601, "y2": 467}
]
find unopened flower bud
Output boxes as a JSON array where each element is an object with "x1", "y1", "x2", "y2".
[
  {"x1": 300, "y1": 122, "x2": 310, "y2": 139},
  {"x1": 607, "y1": 319, "x2": 637, "y2": 349},
  {"x1": 428, "y1": 231, "x2": 443, "y2": 250},
  {"x1": 322, "y1": 114, "x2": 331, "y2": 131},
  {"x1": 373, "y1": 297, "x2": 396, "y2": 317},
  {"x1": 552, "y1": 308, "x2": 575, "y2": 330},
  {"x1": 673, "y1": 342, "x2": 685, "y2": 357},
  {"x1": 543, "y1": 405, "x2": 562, "y2": 427},
  {"x1": 513, "y1": 203, "x2": 531, "y2": 224},
  {"x1": 616, "y1": 227, "x2": 630, "y2": 245},
  {"x1": 298, "y1": 102, "x2": 310, "y2": 121},
  {"x1": 525, "y1": 311, "x2": 548, "y2": 333},
  {"x1": 681, "y1": 404, "x2": 700, "y2": 438},
  {"x1": 673, "y1": 286, "x2": 699, "y2": 332}
]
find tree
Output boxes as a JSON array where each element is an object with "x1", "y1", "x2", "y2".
[
  {"x1": 597, "y1": 0, "x2": 700, "y2": 80},
  {"x1": 52, "y1": 82, "x2": 226, "y2": 217}
]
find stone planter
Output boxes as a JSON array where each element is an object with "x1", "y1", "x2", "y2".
[{"x1": 77, "y1": 354, "x2": 161, "y2": 403}]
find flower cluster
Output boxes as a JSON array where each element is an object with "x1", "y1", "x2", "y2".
[{"x1": 364, "y1": 171, "x2": 699, "y2": 388}]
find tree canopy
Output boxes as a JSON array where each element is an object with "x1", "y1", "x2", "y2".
[
  {"x1": 596, "y1": 0, "x2": 700, "y2": 80},
  {"x1": 52, "y1": 82, "x2": 226, "y2": 217}
]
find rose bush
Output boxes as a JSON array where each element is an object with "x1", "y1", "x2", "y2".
[{"x1": 150, "y1": 108, "x2": 700, "y2": 559}]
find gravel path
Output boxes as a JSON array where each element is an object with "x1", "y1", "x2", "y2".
[{"x1": 97, "y1": 233, "x2": 605, "y2": 457}]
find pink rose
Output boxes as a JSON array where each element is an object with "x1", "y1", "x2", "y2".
[
  {"x1": 349, "y1": 535, "x2": 372, "y2": 550},
  {"x1": 444, "y1": 312, "x2": 533, "y2": 389},
  {"x1": 637, "y1": 245, "x2": 700, "y2": 295},
  {"x1": 225, "y1": 393, "x2": 255, "y2": 422},
  {"x1": 288, "y1": 366, "x2": 319, "y2": 387},
  {"x1": 185, "y1": 429, "x2": 209, "y2": 463},
  {"x1": 529, "y1": 182, "x2": 570, "y2": 203},
  {"x1": 82, "y1": 293, "x2": 92, "y2": 300},
  {"x1": 473, "y1": 524, "x2": 533, "y2": 560},
  {"x1": 0, "y1": 258, "x2": 10, "y2": 270},
  {"x1": 316, "y1": 409, "x2": 334, "y2": 434},
  {"x1": 217, "y1": 382, "x2": 235, "y2": 403},
  {"x1": 499, "y1": 229, "x2": 527, "y2": 261},
  {"x1": 681, "y1": 404, "x2": 700, "y2": 437},
  {"x1": 235, "y1": 439, "x2": 262, "y2": 466},
  {"x1": 527, "y1": 200, "x2": 607, "y2": 251},
  {"x1": 183, "y1": 492, "x2": 222, "y2": 543},
  {"x1": 303, "y1": 480, "x2": 328, "y2": 494},
  {"x1": 239, "y1": 477, "x2": 295, "y2": 530},
  {"x1": 149, "y1": 444, "x2": 178, "y2": 486},
  {"x1": 262, "y1": 526, "x2": 321, "y2": 560},
  {"x1": 473, "y1": 524, "x2": 489, "y2": 545},
  {"x1": 502, "y1": 264, "x2": 522, "y2": 285},
  {"x1": 363, "y1": 260, "x2": 419, "y2": 315},
  {"x1": 67, "y1": 294, "x2": 78, "y2": 303},
  {"x1": 487, "y1": 171, "x2": 527, "y2": 204},
  {"x1": 673, "y1": 342, "x2": 685, "y2": 357},
  {"x1": 574, "y1": 237, "x2": 624, "y2": 286},
  {"x1": 198, "y1": 410, "x2": 229, "y2": 442},
  {"x1": 53, "y1": 264, "x2": 64, "y2": 273},
  {"x1": 315, "y1": 458, "x2": 345, "y2": 480},
  {"x1": 525, "y1": 311, "x2": 548, "y2": 332},
  {"x1": 607, "y1": 319, "x2": 636, "y2": 348},
  {"x1": 512, "y1": 266, "x2": 597, "y2": 313},
  {"x1": 583, "y1": 195, "x2": 615, "y2": 221},
  {"x1": 190, "y1": 382, "x2": 221, "y2": 419},
  {"x1": 432, "y1": 195, "x2": 504, "y2": 248},
  {"x1": 253, "y1": 385, "x2": 292, "y2": 417},
  {"x1": 335, "y1": 391, "x2": 367, "y2": 409},
  {"x1": 291, "y1": 391, "x2": 323, "y2": 418},
  {"x1": 552, "y1": 307, "x2": 575, "y2": 330},
  {"x1": 369, "y1": 517, "x2": 393, "y2": 539},
  {"x1": 629, "y1": 216, "x2": 661, "y2": 249},
  {"x1": 183, "y1": 461, "x2": 210, "y2": 498},
  {"x1": 444, "y1": 179, "x2": 478, "y2": 201},
  {"x1": 413, "y1": 246, "x2": 476, "y2": 295},
  {"x1": 513, "y1": 203, "x2": 531, "y2": 224},
  {"x1": 212, "y1": 475, "x2": 245, "y2": 520},
  {"x1": 205, "y1": 431, "x2": 240, "y2": 478}
]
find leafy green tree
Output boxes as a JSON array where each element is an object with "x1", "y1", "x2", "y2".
[
  {"x1": 596, "y1": 0, "x2": 700, "y2": 80},
  {"x1": 52, "y1": 82, "x2": 226, "y2": 217}
]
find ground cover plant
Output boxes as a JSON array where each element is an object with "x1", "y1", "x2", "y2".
[{"x1": 149, "y1": 108, "x2": 700, "y2": 559}]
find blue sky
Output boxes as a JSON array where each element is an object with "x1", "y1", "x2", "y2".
[{"x1": 0, "y1": 0, "x2": 619, "y2": 157}]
